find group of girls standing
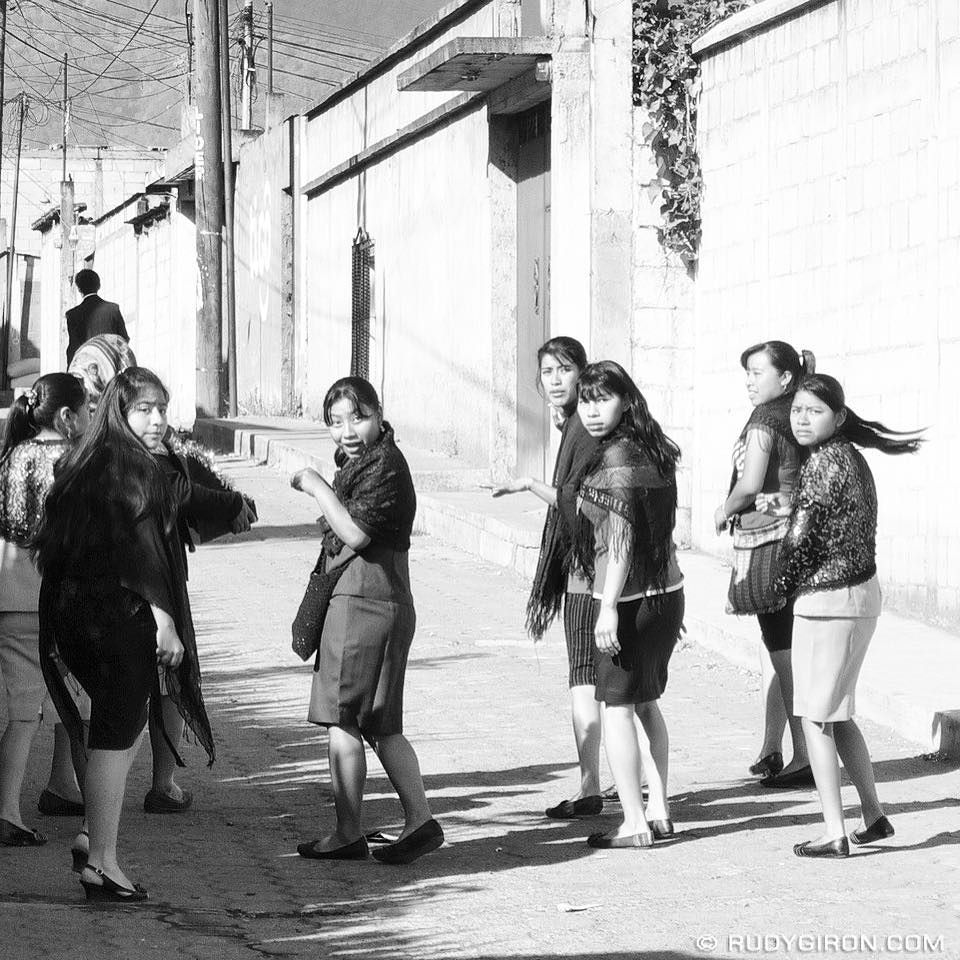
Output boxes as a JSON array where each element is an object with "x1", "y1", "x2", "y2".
[
  {"x1": 0, "y1": 364, "x2": 253, "y2": 901},
  {"x1": 503, "y1": 335, "x2": 922, "y2": 858}
]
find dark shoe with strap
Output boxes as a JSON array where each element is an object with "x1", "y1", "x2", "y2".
[
  {"x1": 0, "y1": 818, "x2": 47, "y2": 847},
  {"x1": 297, "y1": 836, "x2": 369, "y2": 861},
  {"x1": 749, "y1": 752, "x2": 784, "y2": 778},
  {"x1": 143, "y1": 788, "x2": 193, "y2": 814},
  {"x1": 850, "y1": 815, "x2": 894, "y2": 846},
  {"x1": 649, "y1": 819, "x2": 675, "y2": 840},
  {"x1": 760, "y1": 765, "x2": 815, "y2": 789},
  {"x1": 79, "y1": 865, "x2": 148, "y2": 902},
  {"x1": 544, "y1": 795, "x2": 603, "y2": 819},
  {"x1": 37, "y1": 789, "x2": 85, "y2": 817},
  {"x1": 793, "y1": 836, "x2": 850, "y2": 859},
  {"x1": 371, "y1": 819, "x2": 444, "y2": 865},
  {"x1": 587, "y1": 830, "x2": 654, "y2": 849}
]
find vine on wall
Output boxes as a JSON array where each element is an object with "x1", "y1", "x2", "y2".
[{"x1": 633, "y1": 0, "x2": 754, "y2": 273}]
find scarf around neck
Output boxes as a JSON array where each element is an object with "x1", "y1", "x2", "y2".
[
  {"x1": 573, "y1": 431, "x2": 678, "y2": 596},
  {"x1": 728, "y1": 392, "x2": 796, "y2": 495}
]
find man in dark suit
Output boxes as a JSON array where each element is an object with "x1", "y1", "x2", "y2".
[{"x1": 65, "y1": 269, "x2": 130, "y2": 364}]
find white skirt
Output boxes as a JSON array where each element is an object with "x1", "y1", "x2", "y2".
[{"x1": 791, "y1": 614, "x2": 877, "y2": 722}]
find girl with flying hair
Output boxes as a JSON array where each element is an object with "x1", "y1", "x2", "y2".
[
  {"x1": 773, "y1": 374, "x2": 923, "y2": 858},
  {"x1": 0, "y1": 374, "x2": 90, "y2": 846},
  {"x1": 34, "y1": 368, "x2": 215, "y2": 901},
  {"x1": 573, "y1": 361, "x2": 685, "y2": 850}
]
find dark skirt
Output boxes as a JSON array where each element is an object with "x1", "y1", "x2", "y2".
[
  {"x1": 757, "y1": 599, "x2": 795, "y2": 653},
  {"x1": 56, "y1": 603, "x2": 157, "y2": 751},
  {"x1": 308, "y1": 595, "x2": 416, "y2": 736},
  {"x1": 594, "y1": 590, "x2": 684, "y2": 705},
  {"x1": 563, "y1": 592, "x2": 597, "y2": 688}
]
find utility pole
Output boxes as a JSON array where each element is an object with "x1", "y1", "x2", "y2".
[
  {"x1": 218, "y1": 0, "x2": 237, "y2": 415},
  {"x1": 0, "y1": 93, "x2": 26, "y2": 385},
  {"x1": 0, "y1": 0, "x2": 7, "y2": 385},
  {"x1": 194, "y1": 0, "x2": 224, "y2": 416},
  {"x1": 240, "y1": 0, "x2": 255, "y2": 129},
  {"x1": 266, "y1": 1, "x2": 273, "y2": 96},
  {"x1": 59, "y1": 56, "x2": 74, "y2": 369},
  {"x1": 185, "y1": 2, "x2": 194, "y2": 104}
]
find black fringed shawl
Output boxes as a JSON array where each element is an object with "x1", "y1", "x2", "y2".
[
  {"x1": 318, "y1": 423, "x2": 416, "y2": 567},
  {"x1": 39, "y1": 486, "x2": 216, "y2": 768},
  {"x1": 572, "y1": 432, "x2": 678, "y2": 596},
  {"x1": 728, "y1": 393, "x2": 796, "y2": 496},
  {"x1": 525, "y1": 413, "x2": 598, "y2": 639}
]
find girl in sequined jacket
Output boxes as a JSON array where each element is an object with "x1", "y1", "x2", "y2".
[
  {"x1": 773, "y1": 374, "x2": 922, "y2": 859},
  {"x1": 0, "y1": 374, "x2": 90, "y2": 847}
]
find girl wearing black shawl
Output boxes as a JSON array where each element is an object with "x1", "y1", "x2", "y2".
[
  {"x1": 491, "y1": 337, "x2": 615, "y2": 820},
  {"x1": 33, "y1": 368, "x2": 215, "y2": 902},
  {"x1": 714, "y1": 341, "x2": 813, "y2": 787},
  {"x1": 572, "y1": 362, "x2": 684, "y2": 850},
  {"x1": 291, "y1": 377, "x2": 443, "y2": 865}
]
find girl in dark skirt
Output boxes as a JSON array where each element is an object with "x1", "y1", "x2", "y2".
[
  {"x1": 572, "y1": 362, "x2": 685, "y2": 850},
  {"x1": 491, "y1": 337, "x2": 612, "y2": 819},
  {"x1": 291, "y1": 377, "x2": 442, "y2": 865},
  {"x1": 33, "y1": 368, "x2": 215, "y2": 901}
]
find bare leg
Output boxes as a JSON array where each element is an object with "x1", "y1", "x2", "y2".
[
  {"x1": 801, "y1": 717, "x2": 845, "y2": 840},
  {"x1": 599, "y1": 704, "x2": 649, "y2": 838},
  {"x1": 317, "y1": 724, "x2": 365, "y2": 849},
  {"x1": 44, "y1": 723, "x2": 84, "y2": 803},
  {"x1": 148, "y1": 696, "x2": 185, "y2": 800},
  {"x1": 0, "y1": 717, "x2": 41, "y2": 828},
  {"x1": 634, "y1": 701, "x2": 669, "y2": 820},
  {"x1": 370, "y1": 734, "x2": 433, "y2": 838},
  {"x1": 758, "y1": 643, "x2": 786, "y2": 759},
  {"x1": 769, "y1": 648, "x2": 808, "y2": 773},
  {"x1": 82, "y1": 732, "x2": 145, "y2": 890},
  {"x1": 834, "y1": 719, "x2": 884, "y2": 829},
  {"x1": 569, "y1": 685, "x2": 602, "y2": 798}
]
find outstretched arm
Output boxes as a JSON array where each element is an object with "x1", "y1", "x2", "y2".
[{"x1": 490, "y1": 476, "x2": 558, "y2": 506}]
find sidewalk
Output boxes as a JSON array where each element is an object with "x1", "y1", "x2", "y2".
[{"x1": 195, "y1": 415, "x2": 960, "y2": 758}]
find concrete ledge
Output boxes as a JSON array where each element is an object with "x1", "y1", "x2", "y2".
[
  {"x1": 692, "y1": 0, "x2": 834, "y2": 58},
  {"x1": 195, "y1": 416, "x2": 960, "y2": 758}
]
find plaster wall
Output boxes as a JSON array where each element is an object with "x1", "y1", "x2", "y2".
[
  {"x1": 303, "y1": 104, "x2": 493, "y2": 463},
  {"x1": 695, "y1": 0, "x2": 960, "y2": 623},
  {"x1": 92, "y1": 202, "x2": 198, "y2": 428},
  {"x1": 235, "y1": 123, "x2": 288, "y2": 413}
]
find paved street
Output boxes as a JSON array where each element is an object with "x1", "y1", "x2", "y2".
[{"x1": 2, "y1": 457, "x2": 959, "y2": 960}]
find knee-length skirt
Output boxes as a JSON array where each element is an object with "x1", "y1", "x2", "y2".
[{"x1": 308, "y1": 594, "x2": 416, "y2": 736}]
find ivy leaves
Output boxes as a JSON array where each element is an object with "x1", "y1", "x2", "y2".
[{"x1": 633, "y1": 0, "x2": 754, "y2": 272}]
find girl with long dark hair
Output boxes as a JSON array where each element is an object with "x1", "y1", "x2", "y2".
[
  {"x1": 0, "y1": 374, "x2": 89, "y2": 846},
  {"x1": 291, "y1": 377, "x2": 442, "y2": 864},
  {"x1": 34, "y1": 368, "x2": 215, "y2": 900},
  {"x1": 775, "y1": 375, "x2": 922, "y2": 858},
  {"x1": 715, "y1": 340, "x2": 813, "y2": 787},
  {"x1": 492, "y1": 337, "x2": 618, "y2": 818},
  {"x1": 573, "y1": 361, "x2": 685, "y2": 849}
]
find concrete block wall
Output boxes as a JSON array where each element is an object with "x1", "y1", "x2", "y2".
[{"x1": 693, "y1": 0, "x2": 960, "y2": 624}]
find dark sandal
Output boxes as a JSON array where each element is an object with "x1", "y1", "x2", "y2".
[{"x1": 79, "y1": 865, "x2": 148, "y2": 902}]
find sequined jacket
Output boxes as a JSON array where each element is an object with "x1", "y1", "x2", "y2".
[
  {"x1": 0, "y1": 438, "x2": 69, "y2": 544},
  {"x1": 774, "y1": 437, "x2": 877, "y2": 598}
]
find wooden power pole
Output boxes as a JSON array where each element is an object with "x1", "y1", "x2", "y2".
[
  {"x1": 59, "y1": 58, "x2": 74, "y2": 368},
  {"x1": 193, "y1": 0, "x2": 224, "y2": 417},
  {"x1": 1, "y1": 93, "x2": 26, "y2": 382},
  {"x1": 240, "y1": 0, "x2": 255, "y2": 129},
  {"x1": 219, "y1": 0, "x2": 237, "y2": 416}
]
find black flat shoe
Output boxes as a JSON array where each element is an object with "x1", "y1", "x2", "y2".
[
  {"x1": 297, "y1": 837, "x2": 369, "y2": 860},
  {"x1": 544, "y1": 795, "x2": 603, "y2": 819},
  {"x1": 793, "y1": 837, "x2": 849, "y2": 859},
  {"x1": 79, "y1": 866, "x2": 148, "y2": 902},
  {"x1": 587, "y1": 831, "x2": 654, "y2": 849},
  {"x1": 850, "y1": 815, "x2": 894, "y2": 846},
  {"x1": 649, "y1": 819, "x2": 675, "y2": 840},
  {"x1": 0, "y1": 818, "x2": 46, "y2": 847},
  {"x1": 38, "y1": 789, "x2": 85, "y2": 817},
  {"x1": 143, "y1": 789, "x2": 193, "y2": 814},
  {"x1": 371, "y1": 819, "x2": 444, "y2": 865},
  {"x1": 760, "y1": 766, "x2": 815, "y2": 789},
  {"x1": 749, "y1": 752, "x2": 783, "y2": 778}
]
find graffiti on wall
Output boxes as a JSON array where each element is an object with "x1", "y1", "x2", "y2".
[{"x1": 247, "y1": 179, "x2": 272, "y2": 338}]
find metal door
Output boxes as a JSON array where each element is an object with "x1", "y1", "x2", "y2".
[{"x1": 515, "y1": 104, "x2": 551, "y2": 479}]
